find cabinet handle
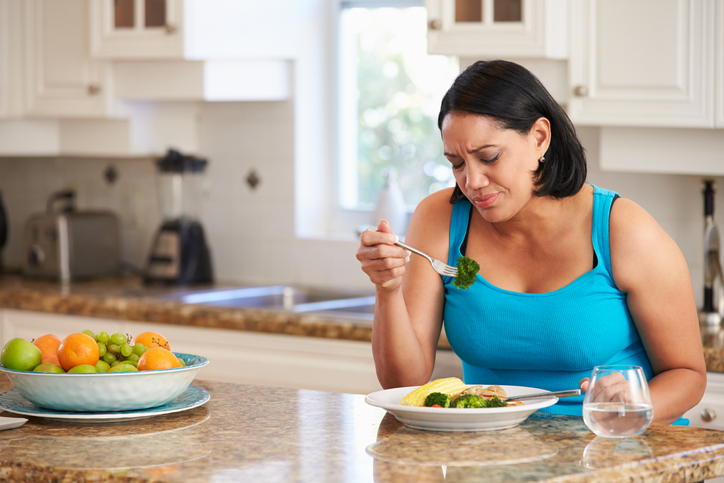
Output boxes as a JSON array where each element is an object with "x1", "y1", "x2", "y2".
[
  {"x1": 165, "y1": 24, "x2": 177, "y2": 34},
  {"x1": 87, "y1": 84, "x2": 101, "y2": 96},
  {"x1": 573, "y1": 85, "x2": 589, "y2": 97},
  {"x1": 701, "y1": 408, "x2": 717, "y2": 422},
  {"x1": 428, "y1": 19, "x2": 442, "y2": 30}
]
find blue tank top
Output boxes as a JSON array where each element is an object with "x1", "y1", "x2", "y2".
[{"x1": 442, "y1": 185, "x2": 654, "y2": 416}]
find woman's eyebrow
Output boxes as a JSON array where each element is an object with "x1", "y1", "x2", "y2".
[{"x1": 444, "y1": 144, "x2": 498, "y2": 157}]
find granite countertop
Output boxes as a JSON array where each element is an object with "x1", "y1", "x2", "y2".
[
  {"x1": 2, "y1": 275, "x2": 724, "y2": 367},
  {"x1": 0, "y1": 275, "x2": 455, "y2": 349},
  {"x1": 1, "y1": 374, "x2": 724, "y2": 482}
]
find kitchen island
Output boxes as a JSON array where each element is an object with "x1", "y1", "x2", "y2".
[{"x1": 1, "y1": 374, "x2": 724, "y2": 482}]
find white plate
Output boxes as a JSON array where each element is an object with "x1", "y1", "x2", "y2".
[
  {"x1": 0, "y1": 416, "x2": 27, "y2": 431},
  {"x1": 365, "y1": 385, "x2": 557, "y2": 431},
  {"x1": 0, "y1": 385, "x2": 209, "y2": 423}
]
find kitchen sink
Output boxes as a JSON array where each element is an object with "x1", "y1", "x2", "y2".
[{"x1": 158, "y1": 285, "x2": 375, "y2": 320}]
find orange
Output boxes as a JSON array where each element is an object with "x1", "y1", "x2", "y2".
[
  {"x1": 57, "y1": 333, "x2": 100, "y2": 371},
  {"x1": 33, "y1": 334, "x2": 61, "y2": 366},
  {"x1": 133, "y1": 331, "x2": 170, "y2": 351},
  {"x1": 137, "y1": 347, "x2": 181, "y2": 371}
]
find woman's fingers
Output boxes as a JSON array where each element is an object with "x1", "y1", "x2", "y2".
[{"x1": 357, "y1": 226, "x2": 410, "y2": 290}]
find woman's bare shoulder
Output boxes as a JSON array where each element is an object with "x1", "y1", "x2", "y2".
[
  {"x1": 609, "y1": 196, "x2": 683, "y2": 291},
  {"x1": 406, "y1": 188, "x2": 456, "y2": 253}
]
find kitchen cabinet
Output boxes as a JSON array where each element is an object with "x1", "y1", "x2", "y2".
[
  {"x1": 567, "y1": 0, "x2": 718, "y2": 128},
  {"x1": 425, "y1": 0, "x2": 568, "y2": 59},
  {"x1": 23, "y1": 0, "x2": 111, "y2": 118},
  {"x1": 685, "y1": 371, "x2": 724, "y2": 431},
  {"x1": 89, "y1": 0, "x2": 185, "y2": 59},
  {"x1": 0, "y1": 0, "x2": 22, "y2": 118}
]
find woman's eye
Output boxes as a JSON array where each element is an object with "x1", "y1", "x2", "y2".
[
  {"x1": 480, "y1": 154, "x2": 500, "y2": 164},
  {"x1": 451, "y1": 162, "x2": 464, "y2": 170}
]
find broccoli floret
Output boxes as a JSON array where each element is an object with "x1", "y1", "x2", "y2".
[
  {"x1": 451, "y1": 394, "x2": 486, "y2": 408},
  {"x1": 454, "y1": 256, "x2": 480, "y2": 290},
  {"x1": 485, "y1": 396, "x2": 508, "y2": 408},
  {"x1": 424, "y1": 392, "x2": 450, "y2": 408}
]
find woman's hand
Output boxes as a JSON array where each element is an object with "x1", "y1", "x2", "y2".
[
  {"x1": 580, "y1": 373, "x2": 630, "y2": 403},
  {"x1": 356, "y1": 220, "x2": 410, "y2": 292}
]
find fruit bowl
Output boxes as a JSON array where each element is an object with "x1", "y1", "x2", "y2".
[{"x1": 0, "y1": 353, "x2": 209, "y2": 412}]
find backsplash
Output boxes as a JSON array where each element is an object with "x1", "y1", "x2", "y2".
[{"x1": 0, "y1": 102, "x2": 721, "y2": 311}]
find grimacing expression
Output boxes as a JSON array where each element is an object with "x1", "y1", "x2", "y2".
[{"x1": 441, "y1": 112, "x2": 549, "y2": 223}]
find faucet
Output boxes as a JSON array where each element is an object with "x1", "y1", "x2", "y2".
[{"x1": 700, "y1": 180, "x2": 724, "y2": 326}]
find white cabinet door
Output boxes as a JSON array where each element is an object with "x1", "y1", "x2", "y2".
[
  {"x1": 716, "y1": 0, "x2": 724, "y2": 128},
  {"x1": 568, "y1": 0, "x2": 714, "y2": 128},
  {"x1": 89, "y1": 0, "x2": 185, "y2": 59},
  {"x1": 23, "y1": 0, "x2": 110, "y2": 117},
  {"x1": 425, "y1": 0, "x2": 568, "y2": 59},
  {"x1": 0, "y1": 0, "x2": 23, "y2": 118}
]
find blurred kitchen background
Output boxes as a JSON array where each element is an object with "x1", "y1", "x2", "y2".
[{"x1": 0, "y1": 0, "x2": 722, "y2": 309}]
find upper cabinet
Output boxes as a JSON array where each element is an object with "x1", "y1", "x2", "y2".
[
  {"x1": 89, "y1": 0, "x2": 185, "y2": 59},
  {"x1": 567, "y1": 0, "x2": 719, "y2": 128},
  {"x1": 425, "y1": 0, "x2": 568, "y2": 59},
  {"x1": 24, "y1": 0, "x2": 111, "y2": 117}
]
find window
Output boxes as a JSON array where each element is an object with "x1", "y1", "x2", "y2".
[{"x1": 337, "y1": 1, "x2": 460, "y2": 216}]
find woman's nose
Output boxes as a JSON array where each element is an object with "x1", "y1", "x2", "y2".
[{"x1": 465, "y1": 164, "x2": 489, "y2": 190}]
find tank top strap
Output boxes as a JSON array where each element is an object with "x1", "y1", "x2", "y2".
[
  {"x1": 448, "y1": 199, "x2": 473, "y2": 266},
  {"x1": 591, "y1": 184, "x2": 619, "y2": 277}
]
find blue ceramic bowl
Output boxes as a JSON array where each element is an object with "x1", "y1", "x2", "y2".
[{"x1": 0, "y1": 353, "x2": 209, "y2": 412}]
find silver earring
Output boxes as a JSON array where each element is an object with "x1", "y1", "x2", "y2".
[{"x1": 539, "y1": 155, "x2": 546, "y2": 163}]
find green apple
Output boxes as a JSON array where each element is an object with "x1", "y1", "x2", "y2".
[
  {"x1": 68, "y1": 364, "x2": 97, "y2": 373},
  {"x1": 1, "y1": 338, "x2": 43, "y2": 371},
  {"x1": 33, "y1": 363, "x2": 65, "y2": 373},
  {"x1": 107, "y1": 364, "x2": 138, "y2": 373}
]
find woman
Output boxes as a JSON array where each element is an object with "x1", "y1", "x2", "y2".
[{"x1": 356, "y1": 60, "x2": 706, "y2": 424}]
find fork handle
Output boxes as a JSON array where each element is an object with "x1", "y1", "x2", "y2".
[{"x1": 394, "y1": 239, "x2": 433, "y2": 263}]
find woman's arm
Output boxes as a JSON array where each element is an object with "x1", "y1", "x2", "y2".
[
  {"x1": 356, "y1": 189, "x2": 454, "y2": 388},
  {"x1": 609, "y1": 197, "x2": 706, "y2": 424}
]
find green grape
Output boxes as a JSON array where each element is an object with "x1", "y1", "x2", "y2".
[
  {"x1": 110, "y1": 333, "x2": 126, "y2": 345},
  {"x1": 120, "y1": 343, "x2": 132, "y2": 358},
  {"x1": 111, "y1": 360, "x2": 122, "y2": 367},
  {"x1": 97, "y1": 342, "x2": 107, "y2": 357},
  {"x1": 178, "y1": 357, "x2": 186, "y2": 367},
  {"x1": 107, "y1": 343, "x2": 121, "y2": 355},
  {"x1": 103, "y1": 352, "x2": 117, "y2": 364},
  {"x1": 97, "y1": 331, "x2": 110, "y2": 344},
  {"x1": 132, "y1": 343, "x2": 148, "y2": 356},
  {"x1": 121, "y1": 359, "x2": 138, "y2": 367},
  {"x1": 82, "y1": 329, "x2": 96, "y2": 340},
  {"x1": 126, "y1": 353, "x2": 140, "y2": 362}
]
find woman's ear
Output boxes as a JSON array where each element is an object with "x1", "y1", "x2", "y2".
[{"x1": 532, "y1": 117, "x2": 551, "y2": 154}]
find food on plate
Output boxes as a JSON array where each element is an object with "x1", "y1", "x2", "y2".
[
  {"x1": 0, "y1": 329, "x2": 185, "y2": 373},
  {"x1": 424, "y1": 392, "x2": 451, "y2": 408},
  {"x1": 401, "y1": 379, "x2": 526, "y2": 409},
  {"x1": 453, "y1": 256, "x2": 480, "y2": 290},
  {"x1": 399, "y1": 377, "x2": 468, "y2": 406}
]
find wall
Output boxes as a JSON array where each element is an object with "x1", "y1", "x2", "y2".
[{"x1": 0, "y1": 106, "x2": 721, "y2": 310}]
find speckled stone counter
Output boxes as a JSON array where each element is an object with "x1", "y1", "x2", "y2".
[
  {"x1": 3, "y1": 275, "x2": 724, "y2": 364},
  {"x1": 1, "y1": 375, "x2": 724, "y2": 482}
]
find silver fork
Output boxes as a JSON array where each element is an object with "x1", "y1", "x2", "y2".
[{"x1": 394, "y1": 237, "x2": 458, "y2": 277}]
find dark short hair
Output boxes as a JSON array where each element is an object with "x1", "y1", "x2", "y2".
[{"x1": 439, "y1": 60, "x2": 586, "y2": 203}]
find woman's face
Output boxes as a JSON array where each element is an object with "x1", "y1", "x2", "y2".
[{"x1": 441, "y1": 112, "x2": 549, "y2": 223}]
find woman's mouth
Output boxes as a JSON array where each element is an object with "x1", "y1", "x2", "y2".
[{"x1": 472, "y1": 192, "x2": 499, "y2": 209}]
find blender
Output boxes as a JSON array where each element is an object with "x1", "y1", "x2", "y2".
[{"x1": 144, "y1": 149, "x2": 213, "y2": 285}]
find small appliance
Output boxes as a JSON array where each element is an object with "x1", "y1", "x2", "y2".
[
  {"x1": 144, "y1": 149, "x2": 213, "y2": 285},
  {"x1": 700, "y1": 180, "x2": 724, "y2": 326},
  {"x1": 23, "y1": 190, "x2": 120, "y2": 281}
]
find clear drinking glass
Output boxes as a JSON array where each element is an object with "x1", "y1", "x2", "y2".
[{"x1": 582, "y1": 365, "x2": 653, "y2": 439}]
